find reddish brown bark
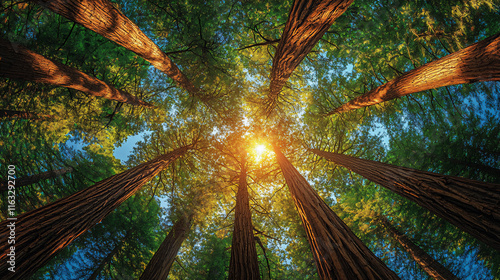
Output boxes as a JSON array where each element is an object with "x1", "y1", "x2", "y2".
[
  {"x1": 0, "y1": 39, "x2": 152, "y2": 107},
  {"x1": 0, "y1": 167, "x2": 73, "y2": 192},
  {"x1": 267, "y1": 0, "x2": 353, "y2": 112},
  {"x1": 32, "y1": 0, "x2": 203, "y2": 99},
  {"x1": 139, "y1": 214, "x2": 192, "y2": 280},
  {"x1": 273, "y1": 145, "x2": 400, "y2": 280},
  {"x1": 229, "y1": 158, "x2": 261, "y2": 280},
  {"x1": 0, "y1": 146, "x2": 189, "y2": 280},
  {"x1": 0, "y1": 110, "x2": 53, "y2": 120},
  {"x1": 376, "y1": 215, "x2": 458, "y2": 280},
  {"x1": 312, "y1": 149, "x2": 500, "y2": 251},
  {"x1": 330, "y1": 33, "x2": 500, "y2": 114}
]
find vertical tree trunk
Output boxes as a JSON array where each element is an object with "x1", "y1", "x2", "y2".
[
  {"x1": 87, "y1": 230, "x2": 131, "y2": 280},
  {"x1": 0, "y1": 39, "x2": 152, "y2": 107},
  {"x1": 329, "y1": 33, "x2": 500, "y2": 114},
  {"x1": 376, "y1": 215, "x2": 459, "y2": 280},
  {"x1": 32, "y1": 0, "x2": 203, "y2": 99},
  {"x1": 0, "y1": 167, "x2": 73, "y2": 192},
  {"x1": 273, "y1": 145, "x2": 400, "y2": 280},
  {"x1": 0, "y1": 146, "x2": 189, "y2": 280},
  {"x1": 139, "y1": 214, "x2": 192, "y2": 280},
  {"x1": 0, "y1": 110, "x2": 53, "y2": 120},
  {"x1": 311, "y1": 149, "x2": 500, "y2": 251},
  {"x1": 267, "y1": 0, "x2": 353, "y2": 112},
  {"x1": 229, "y1": 157, "x2": 261, "y2": 280}
]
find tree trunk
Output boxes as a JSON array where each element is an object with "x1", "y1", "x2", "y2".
[
  {"x1": 139, "y1": 214, "x2": 192, "y2": 280},
  {"x1": 32, "y1": 0, "x2": 203, "y2": 100},
  {"x1": 87, "y1": 230, "x2": 131, "y2": 280},
  {"x1": 0, "y1": 146, "x2": 189, "y2": 280},
  {"x1": 229, "y1": 158, "x2": 261, "y2": 280},
  {"x1": 447, "y1": 157, "x2": 500, "y2": 179},
  {"x1": 0, "y1": 110, "x2": 53, "y2": 120},
  {"x1": 273, "y1": 145, "x2": 400, "y2": 280},
  {"x1": 376, "y1": 215, "x2": 459, "y2": 280},
  {"x1": 311, "y1": 149, "x2": 500, "y2": 251},
  {"x1": 0, "y1": 167, "x2": 73, "y2": 192},
  {"x1": 267, "y1": 0, "x2": 353, "y2": 111},
  {"x1": 329, "y1": 33, "x2": 500, "y2": 114},
  {"x1": 0, "y1": 39, "x2": 152, "y2": 107}
]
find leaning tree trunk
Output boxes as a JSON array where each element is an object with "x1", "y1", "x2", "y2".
[
  {"x1": 229, "y1": 157, "x2": 261, "y2": 280},
  {"x1": 32, "y1": 0, "x2": 203, "y2": 99},
  {"x1": 273, "y1": 145, "x2": 400, "y2": 279},
  {"x1": 87, "y1": 230, "x2": 131, "y2": 280},
  {"x1": 0, "y1": 167, "x2": 73, "y2": 192},
  {"x1": 376, "y1": 215, "x2": 459, "y2": 280},
  {"x1": 311, "y1": 149, "x2": 500, "y2": 251},
  {"x1": 139, "y1": 214, "x2": 192, "y2": 280},
  {"x1": 0, "y1": 110, "x2": 53, "y2": 120},
  {"x1": 267, "y1": 0, "x2": 353, "y2": 112},
  {"x1": 0, "y1": 146, "x2": 189, "y2": 280},
  {"x1": 0, "y1": 39, "x2": 152, "y2": 107},
  {"x1": 329, "y1": 33, "x2": 500, "y2": 114}
]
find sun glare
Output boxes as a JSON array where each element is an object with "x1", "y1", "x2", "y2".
[{"x1": 253, "y1": 143, "x2": 267, "y2": 162}]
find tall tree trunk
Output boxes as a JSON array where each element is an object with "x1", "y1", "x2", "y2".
[
  {"x1": 0, "y1": 167, "x2": 73, "y2": 192},
  {"x1": 0, "y1": 39, "x2": 152, "y2": 107},
  {"x1": 267, "y1": 0, "x2": 353, "y2": 112},
  {"x1": 329, "y1": 33, "x2": 500, "y2": 114},
  {"x1": 87, "y1": 230, "x2": 131, "y2": 280},
  {"x1": 32, "y1": 0, "x2": 203, "y2": 100},
  {"x1": 273, "y1": 145, "x2": 400, "y2": 280},
  {"x1": 139, "y1": 214, "x2": 192, "y2": 280},
  {"x1": 0, "y1": 110, "x2": 53, "y2": 120},
  {"x1": 0, "y1": 146, "x2": 189, "y2": 280},
  {"x1": 229, "y1": 158, "x2": 261, "y2": 280},
  {"x1": 311, "y1": 149, "x2": 500, "y2": 251},
  {"x1": 376, "y1": 215, "x2": 459, "y2": 280}
]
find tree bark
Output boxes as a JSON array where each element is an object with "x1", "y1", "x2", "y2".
[
  {"x1": 0, "y1": 146, "x2": 189, "y2": 280},
  {"x1": 329, "y1": 33, "x2": 500, "y2": 114},
  {"x1": 87, "y1": 230, "x2": 131, "y2": 280},
  {"x1": 0, "y1": 167, "x2": 73, "y2": 192},
  {"x1": 32, "y1": 0, "x2": 203, "y2": 99},
  {"x1": 0, "y1": 110, "x2": 53, "y2": 120},
  {"x1": 376, "y1": 215, "x2": 459, "y2": 280},
  {"x1": 229, "y1": 158, "x2": 261, "y2": 280},
  {"x1": 311, "y1": 149, "x2": 500, "y2": 251},
  {"x1": 273, "y1": 145, "x2": 400, "y2": 280},
  {"x1": 0, "y1": 38, "x2": 152, "y2": 107},
  {"x1": 267, "y1": 0, "x2": 353, "y2": 111},
  {"x1": 139, "y1": 214, "x2": 192, "y2": 280}
]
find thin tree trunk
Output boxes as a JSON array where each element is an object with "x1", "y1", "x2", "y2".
[
  {"x1": 32, "y1": 0, "x2": 203, "y2": 99},
  {"x1": 0, "y1": 167, "x2": 73, "y2": 192},
  {"x1": 267, "y1": 0, "x2": 353, "y2": 112},
  {"x1": 376, "y1": 215, "x2": 459, "y2": 280},
  {"x1": 139, "y1": 214, "x2": 192, "y2": 280},
  {"x1": 0, "y1": 110, "x2": 53, "y2": 120},
  {"x1": 229, "y1": 157, "x2": 261, "y2": 280},
  {"x1": 311, "y1": 149, "x2": 500, "y2": 251},
  {"x1": 329, "y1": 33, "x2": 500, "y2": 114},
  {"x1": 0, "y1": 146, "x2": 189, "y2": 280},
  {"x1": 447, "y1": 157, "x2": 500, "y2": 179},
  {"x1": 0, "y1": 39, "x2": 152, "y2": 107},
  {"x1": 87, "y1": 230, "x2": 131, "y2": 280},
  {"x1": 273, "y1": 145, "x2": 400, "y2": 280}
]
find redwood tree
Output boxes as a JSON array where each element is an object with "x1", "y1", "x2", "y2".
[
  {"x1": 329, "y1": 33, "x2": 500, "y2": 114},
  {"x1": 0, "y1": 145, "x2": 189, "y2": 280},
  {"x1": 267, "y1": 0, "x2": 353, "y2": 112},
  {"x1": 32, "y1": 0, "x2": 204, "y2": 99},
  {"x1": 273, "y1": 145, "x2": 400, "y2": 279},
  {"x1": 139, "y1": 214, "x2": 192, "y2": 280},
  {"x1": 228, "y1": 157, "x2": 261, "y2": 280},
  {"x1": 376, "y1": 215, "x2": 459, "y2": 280},
  {"x1": 0, "y1": 167, "x2": 73, "y2": 192},
  {"x1": 0, "y1": 39, "x2": 152, "y2": 107},
  {"x1": 311, "y1": 149, "x2": 500, "y2": 251}
]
